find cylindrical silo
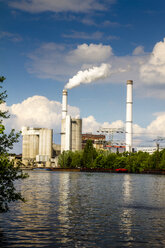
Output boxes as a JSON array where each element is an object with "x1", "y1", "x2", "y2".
[
  {"x1": 71, "y1": 118, "x2": 82, "y2": 152},
  {"x1": 65, "y1": 115, "x2": 71, "y2": 151},
  {"x1": 39, "y1": 128, "x2": 53, "y2": 160},
  {"x1": 61, "y1": 118, "x2": 66, "y2": 153},
  {"x1": 126, "y1": 80, "x2": 133, "y2": 152},
  {"x1": 29, "y1": 135, "x2": 39, "y2": 159}
]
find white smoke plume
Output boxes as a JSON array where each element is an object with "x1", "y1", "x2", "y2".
[
  {"x1": 65, "y1": 63, "x2": 127, "y2": 89},
  {"x1": 65, "y1": 63, "x2": 112, "y2": 89}
]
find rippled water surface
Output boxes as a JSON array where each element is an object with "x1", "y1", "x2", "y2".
[{"x1": 1, "y1": 171, "x2": 165, "y2": 247}]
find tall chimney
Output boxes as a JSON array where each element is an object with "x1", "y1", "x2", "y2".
[
  {"x1": 62, "y1": 89, "x2": 67, "y2": 119},
  {"x1": 126, "y1": 80, "x2": 133, "y2": 152}
]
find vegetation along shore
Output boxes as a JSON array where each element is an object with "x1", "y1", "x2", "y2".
[{"x1": 58, "y1": 140, "x2": 165, "y2": 174}]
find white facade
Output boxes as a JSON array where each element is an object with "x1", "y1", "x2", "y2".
[
  {"x1": 136, "y1": 147, "x2": 163, "y2": 154},
  {"x1": 126, "y1": 80, "x2": 133, "y2": 152}
]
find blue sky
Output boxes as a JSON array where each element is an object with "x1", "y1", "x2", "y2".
[{"x1": 1, "y1": 0, "x2": 165, "y2": 153}]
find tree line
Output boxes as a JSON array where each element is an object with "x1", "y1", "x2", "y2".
[{"x1": 58, "y1": 140, "x2": 165, "y2": 172}]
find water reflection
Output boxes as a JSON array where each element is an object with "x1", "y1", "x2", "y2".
[
  {"x1": 0, "y1": 172, "x2": 165, "y2": 247},
  {"x1": 58, "y1": 173, "x2": 70, "y2": 244},
  {"x1": 117, "y1": 174, "x2": 133, "y2": 246}
]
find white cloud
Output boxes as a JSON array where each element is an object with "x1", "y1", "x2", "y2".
[
  {"x1": 26, "y1": 39, "x2": 165, "y2": 100},
  {"x1": 66, "y1": 43, "x2": 113, "y2": 64},
  {"x1": 132, "y1": 46, "x2": 145, "y2": 55},
  {"x1": 9, "y1": 0, "x2": 114, "y2": 13},
  {"x1": 27, "y1": 43, "x2": 114, "y2": 81},
  {"x1": 1, "y1": 95, "x2": 79, "y2": 132},
  {"x1": 82, "y1": 115, "x2": 100, "y2": 133},
  {"x1": 1, "y1": 95, "x2": 165, "y2": 152},
  {"x1": 27, "y1": 43, "x2": 74, "y2": 80},
  {"x1": 146, "y1": 112, "x2": 165, "y2": 136},
  {"x1": 140, "y1": 38, "x2": 165, "y2": 84}
]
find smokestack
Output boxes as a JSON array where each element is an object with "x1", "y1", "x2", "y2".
[
  {"x1": 62, "y1": 89, "x2": 67, "y2": 119},
  {"x1": 126, "y1": 80, "x2": 133, "y2": 152}
]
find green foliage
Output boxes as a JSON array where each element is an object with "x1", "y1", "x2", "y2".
[
  {"x1": 82, "y1": 140, "x2": 97, "y2": 168},
  {"x1": 159, "y1": 149, "x2": 165, "y2": 169},
  {"x1": 0, "y1": 156, "x2": 28, "y2": 212},
  {"x1": 71, "y1": 151, "x2": 83, "y2": 168},
  {"x1": 0, "y1": 76, "x2": 28, "y2": 212},
  {"x1": 58, "y1": 150, "x2": 83, "y2": 168},
  {"x1": 94, "y1": 153, "x2": 106, "y2": 168},
  {"x1": 105, "y1": 153, "x2": 117, "y2": 169},
  {"x1": 58, "y1": 144, "x2": 165, "y2": 173}
]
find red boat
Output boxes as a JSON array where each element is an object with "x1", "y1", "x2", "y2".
[{"x1": 115, "y1": 168, "x2": 128, "y2": 172}]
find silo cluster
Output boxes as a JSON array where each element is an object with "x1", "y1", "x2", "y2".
[{"x1": 22, "y1": 127, "x2": 53, "y2": 166}]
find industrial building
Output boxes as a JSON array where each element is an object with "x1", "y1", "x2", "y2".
[
  {"x1": 22, "y1": 127, "x2": 53, "y2": 166},
  {"x1": 136, "y1": 147, "x2": 163, "y2": 154},
  {"x1": 82, "y1": 133, "x2": 106, "y2": 149},
  {"x1": 61, "y1": 89, "x2": 82, "y2": 152},
  {"x1": 21, "y1": 80, "x2": 135, "y2": 167}
]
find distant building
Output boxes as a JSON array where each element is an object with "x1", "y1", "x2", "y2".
[
  {"x1": 22, "y1": 127, "x2": 53, "y2": 167},
  {"x1": 82, "y1": 133, "x2": 106, "y2": 150},
  {"x1": 136, "y1": 147, "x2": 164, "y2": 154},
  {"x1": 105, "y1": 145, "x2": 125, "y2": 153}
]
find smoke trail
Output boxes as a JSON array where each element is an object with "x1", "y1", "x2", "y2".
[{"x1": 65, "y1": 63, "x2": 112, "y2": 89}]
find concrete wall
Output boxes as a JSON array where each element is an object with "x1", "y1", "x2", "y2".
[
  {"x1": 61, "y1": 119, "x2": 66, "y2": 153},
  {"x1": 22, "y1": 127, "x2": 53, "y2": 165},
  {"x1": 71, "y1": 118, "x2": 82, "y2": 152},
  {"x1": 39, "y1": 128, "x2": 53, "y2": 157},
  {"x1": 61, "y1": 117, "x2": 82, "y2": 152},
  {"x1": 22, "y1": 127, "x2": 40, "y2": 161}
]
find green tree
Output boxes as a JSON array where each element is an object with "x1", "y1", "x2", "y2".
[
  {"x1": 82, "y1": 140, "x2": 97, "y2": 168},
  {"x1": 0, "y1": 76, "x2": 28, "y2": 212},
  {"x1": 105, "y1": 152, "x2": 117, "y2": 169},
  {"x1": 71, "y1": 151, "x2": 83, "y2": 168},
  {"x1": 94, "y1": 153, "x2": 106, "y2": 168}
]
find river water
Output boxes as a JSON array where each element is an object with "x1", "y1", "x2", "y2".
[{"x1": 0, "y1": 171, "x2": 165, "y2": 248}]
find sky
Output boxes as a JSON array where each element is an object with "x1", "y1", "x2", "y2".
[{"x1": 1, "y1": 0, "x2": 165, "y2": 153}]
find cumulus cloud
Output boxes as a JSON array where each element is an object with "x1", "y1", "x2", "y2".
[
  {"x1": 26, "y1": 39, "x2": 165, "y2": 100},
  {"x1": 132, "y1": 46, "x2": 145, "y2": 55},
  {"x1": 140, "y1": 38, "x2": 165, "y2": 84},
  {"x1": 1, "y1": 95, "x2": 165, "y2": 152},
  {"x1": 27, "y1": 43, "x2": 114, "y2": 81},
  {"x1": 66, "y1": 43, "x2": 113, "y2": 64},
  {"x1": 9, "y1": 0, "x2": 115, "y2": 13},
  {"x1": 1, "y1": 95, "x2": 79, "y2": 132},
  {"x1": 146, "y1": 112, "x2": 165, "y2": 136}
]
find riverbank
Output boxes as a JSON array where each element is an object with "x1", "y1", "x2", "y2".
[{"x1": 21, "y1": 167, "x2": 165, "y2": 175}]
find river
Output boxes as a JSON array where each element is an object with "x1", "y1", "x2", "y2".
[{"x1": 0, "y1": 171, "x2": 165, "y2": 247}]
